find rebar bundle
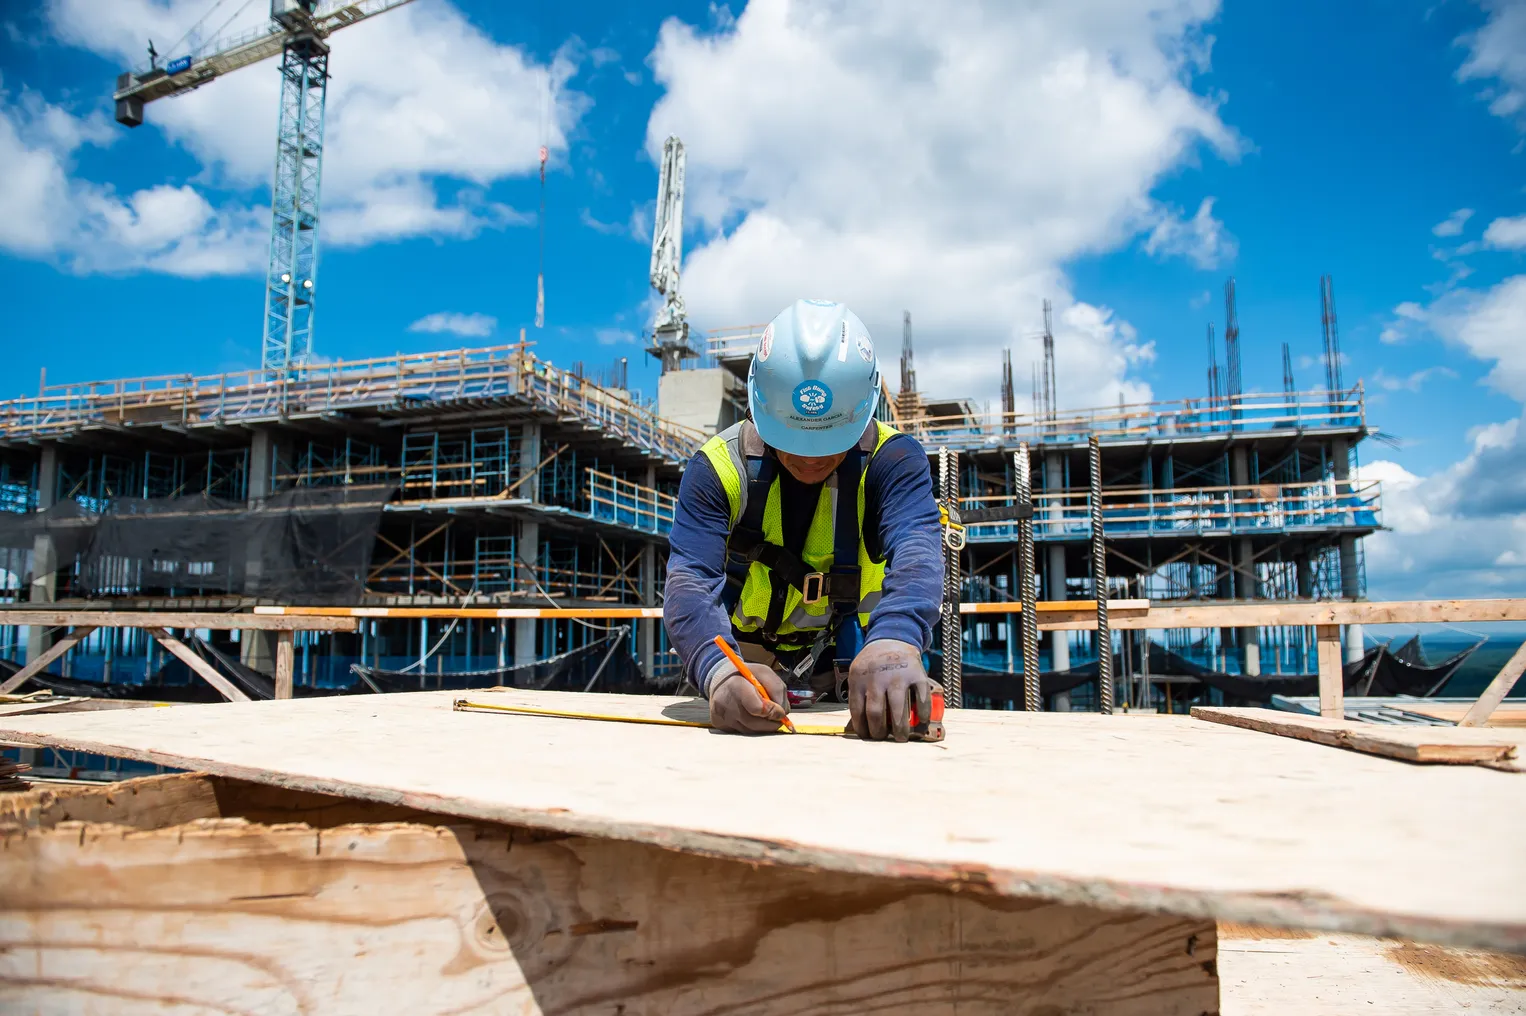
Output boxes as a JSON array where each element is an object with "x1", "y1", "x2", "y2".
[
  {"x1": 1089, "y1": 435, "x2": 1112, "y2": 714},
  {"x1": 938, "y1": 446, "x2": 962, "y2": 708},
  {"x1": 1016, "y1": 444, "x2": 1039, "y2": 710}
]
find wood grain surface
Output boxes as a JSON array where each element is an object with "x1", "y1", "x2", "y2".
[
  {"x1": 1, "y1": 689, "x2": 1523, "y2": 952},
  {"x1": 0, "y1": 778, "x2": 1218, "y2": 1015}
]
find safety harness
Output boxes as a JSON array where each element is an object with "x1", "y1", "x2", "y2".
[{"x1": 720, "y1": 445, "x2": 866, "y2": 684}]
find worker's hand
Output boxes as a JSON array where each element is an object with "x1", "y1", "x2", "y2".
[
  {"x1": 707, "y1": 661, "x2": 791, "y2": 734},
  {"x1": 848, "y1": 639, "x2": 934, "y2": 742}
]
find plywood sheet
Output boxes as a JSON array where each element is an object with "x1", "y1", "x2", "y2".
[
  {"x1": 1, "y1": 807, "x2": 1217, "y2": 1014},
  {"x1": 1192, "y1": 706, "x2": 1526, "y2": 770},
  {"x1": 1219, "y1": 924, "x2": 1526, "y2": 1014},
  {"x1": 1, "y1": 689, "x2": 1524, "y2": 952}
]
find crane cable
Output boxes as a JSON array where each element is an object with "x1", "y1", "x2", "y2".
[{"x1": 534, "y1": 67, "x2": 549, "y2": 329}]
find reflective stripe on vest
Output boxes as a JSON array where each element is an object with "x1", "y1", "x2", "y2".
[{"x1": 699, "y1": 419, "x2": 898, "y2": 648}]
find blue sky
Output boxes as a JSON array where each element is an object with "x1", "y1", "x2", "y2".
[{"x1": 2, "y1": 0, "x2": 1525, "y2": 598}]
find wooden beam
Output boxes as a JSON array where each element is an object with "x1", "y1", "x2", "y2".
[
  {"x1": 146, "y1": 628, "x2": 251, "y2": 703},
  {"x1": 0, "y1": 610, "x2": 356, "y2": 632},
  {"x1": 0, "y1": 627, "x2": 97, "y2": 695},
  {"x1": 1, "y1": 784, "x2": 1218, "y2": 1014},
  {"x1": 1458, "y1": 640, "x2": 1526, "y2": 728},
  {"x1": 1317, "y1": 624, "x2": 1344, "y2": 720},
  {"x1": 1119, "y1": 599, "x2": 1526, "y2": 629},
  {"x1": 501, "y1": 442, "x2": 569, "y2": 497},
  {"x1": 1192, "y1": 707, "x2": 1520, "y2": 769},
  {"x1": 274, "y1": 630, "x2": 295, "y2": 701},
  {"x1": 1, "y1": 689, "x2": 1522, "y2": 951},
  {"x1": 248, "y1": 598, "x2": 1526, "y2": 631}
]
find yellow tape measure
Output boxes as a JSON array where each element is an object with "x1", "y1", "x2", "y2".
[{"x1": 452, "y1": 698, "x2": 847, "y2": 736}]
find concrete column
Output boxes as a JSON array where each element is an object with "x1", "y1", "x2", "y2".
[
  {"x1": 521, "y1": 423, "x2": 542, "y2": 503},
  {"x1": 241, "y1": 430, "x2": 276, "y2": 674},
  {"x1": 1296, "y1": 555, "x2": 1315, "y2": 599},
  {"x1": 638, "y1": 464, "x2": 657, "y2": 680},
  {"x1": 25, "y1": 445, "x2": 59, "y2": 664},
  {"x1": 1043, "y1": 452, "x2": 1069, "y2": 679},
  {"x1": 514, "y1": 519, "x2": 540, "y2": 668},
  {"x1": 1331, "y1": 439, "x2": 1364, "y2": 662}
]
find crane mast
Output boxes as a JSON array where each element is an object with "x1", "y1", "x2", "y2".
[
  {"x1": 112, "y1": 0, "x2": 417, "y2": 375},
  {"x1": 646, "y1": 135, "x2": 695, "y2": 373}
]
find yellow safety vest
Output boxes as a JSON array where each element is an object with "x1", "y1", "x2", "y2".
[{"x1": 699, "y1": 419, "x2": 898, "y2": 649}]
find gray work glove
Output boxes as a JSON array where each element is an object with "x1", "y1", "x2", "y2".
[
  {"x1": 706, "y1": 659, "x2": 791, "y2": 734},
  {"x1": 847, "y1": 639, "x2": 934, "y2": 742}
]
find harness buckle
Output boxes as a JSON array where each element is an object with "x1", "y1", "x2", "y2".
[{"x1": 801, "y1": 571, "x2": 827, "y2": 604}]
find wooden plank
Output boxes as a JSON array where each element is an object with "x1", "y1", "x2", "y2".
[
  {"x1": 1218, "y1": 923, "x2": 1526, "y2": 1014},
  {"x1": 248, "y1": 597, "x2": 1526, "y2": 630},
  {"x1": 1459, "y1": 641, "x2": 1526, "y2": 727},
  {"x1": 1192, "y1": 707, "x2": 1521, "y2": 768},
  {"x1": 0, "y1": 689, "x2": 1523, "y2": 951},
  {"x1": 0, "y1": 809, "x2": 1218, "y2": 1015},
  {"x1": 252, "y1": 599, "x2": 1152, "y2": 621},
  {"x1": 1317, "y1": 623, "x2": 1344, "y2": 719},
  {"x1": 0, "y1": 610, "x2": 356, "y2": 632},
  {"x1": 0, "y1": 627, "x2": 96, "y2": 696},
  {"x1": 1401, "y1": 703, "x2": 1526, "y2": 729},
  {"x1": 1119, "y1": 599, "x2": 1526, "y2": 629},
  {"x1": 273, "y1": 630, "x2": 294, "y2": 700},
  {"x1": 146, "y1": 628, "x2": 251, "y2": 703}
]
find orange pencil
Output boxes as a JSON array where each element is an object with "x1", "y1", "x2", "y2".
[{"x1": 712, "y1": 635, "x2": 796, "y2": 733}]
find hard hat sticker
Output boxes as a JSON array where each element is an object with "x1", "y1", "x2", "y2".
[
  {"x1": 758, "y1": 324, "x2": 773, "y2": 362},
  {"x1": 792, "y1": 381, "x2": 833, "y2": 418},
  {"x1": 855, "y1": 335, "x2": 874, "y2": 363}
]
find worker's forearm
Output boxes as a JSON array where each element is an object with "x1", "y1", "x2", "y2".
[
  {"x1": 662, "y1": 456, "x2": 735, "y2": 693},
  {"x1": 864, "y1": 436, "x2": 943, "y2": 651}
]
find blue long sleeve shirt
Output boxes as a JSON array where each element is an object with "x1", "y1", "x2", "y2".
[{"x1": 663, "y1": 431, "x2": 944, "y2": 693}]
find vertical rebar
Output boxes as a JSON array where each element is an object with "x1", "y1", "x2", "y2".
[
  {"x1": 1089, "y1": 435, "x2": 1112, "y2": 714},
  {"x1": 1016, "y1": 444, "x2": 1039, "y2": 710},
  {"x1": 938, "y1": 446, "x2": 962, "y2": 708}
]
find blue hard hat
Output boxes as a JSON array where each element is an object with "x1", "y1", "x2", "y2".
[{"x1": 748, "y1": 299, "x2": 881, "y2": 457}]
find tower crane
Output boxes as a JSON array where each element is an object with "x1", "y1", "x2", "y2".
[
  {"x1": 112, "y1": 0, "x2": 418, "y2": 375},
  {"x1": 646, "y1": 134, "x2": 696, "y2": 373}
]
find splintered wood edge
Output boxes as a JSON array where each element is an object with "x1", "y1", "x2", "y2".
[
  {"x1": 1, "y1": 726, "x2": 1523, "y2": 955},
  {"x1": 1190, "y1": 708, "x2": 1520, "y2": 766}
]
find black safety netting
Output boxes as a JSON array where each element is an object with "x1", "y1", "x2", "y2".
[
  {"x1": 0, "y1": 485, "x2": 394, "y2": 603},
  {"x1": 350, "y1": 624, "x2": 654, "y2": 695}
]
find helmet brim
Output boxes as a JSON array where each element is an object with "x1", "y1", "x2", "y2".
[{"x1": 749, "y1": 387, "x2": 875, "y2": 457}]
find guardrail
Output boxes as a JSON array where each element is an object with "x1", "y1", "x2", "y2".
[
  {"x1": 900, "y1": 388, "x2": 1366, "y2": 449},
  {"x1": 0, "y1": 345, "x2": 708, "y2": 466},
  {"x1": 587, "y1": 470, "x2": 676, "y2": 535},
  {"x1": 963, "y1": 479, "x2": 1382, "y2": 541},
  {"x1": 705, "y1": 328, "x2": 1364, "y2": 447}
]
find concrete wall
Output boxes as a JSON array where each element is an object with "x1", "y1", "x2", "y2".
[{"x1": 658, "y1": 369, "x2": 745, "y2": 436}]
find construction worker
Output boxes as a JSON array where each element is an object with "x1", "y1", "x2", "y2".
[{"x1": 663, "y1": 299, "x2": 944, "y2": 741}]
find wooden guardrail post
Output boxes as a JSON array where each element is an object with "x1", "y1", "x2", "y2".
[
  {"x1": 1316, "y1": 624, "x2": 1343, "y2": 719},
  {"x1": 275, "y1": 630, "x2": 296, "y2": 700}
]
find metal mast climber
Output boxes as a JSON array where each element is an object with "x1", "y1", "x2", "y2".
[
  {"x1": 112, "y1": 0, "x2": 418, "y2": 376},
  {"x1": 647, "y1": 135, "x2": 695, "y2": 373}
]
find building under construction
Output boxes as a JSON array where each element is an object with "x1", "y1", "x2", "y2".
[{"x1": 0, "y1": 275, "x2": 1386, "y2": 714}]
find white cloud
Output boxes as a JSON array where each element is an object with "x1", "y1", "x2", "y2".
[
  {"x1": 1483, "y1": 213, "x2": 1526, "y2": 249},
  {"x1": 0, "y1": 87, "x2": 264, "y2": 275},
  {"x1": 1358, "y1": 411, "x2": 1526, "y2": 598},
  {"x1": 1431, "y1": 207, "x2": 1474, "y2": 237},
  {"x1": 1362, "y1": 270, "x2": 1526, "y2": 596},
  {"x1": 408, "y1": 312, "x2": 497, "y2": 338},
  {"x1": 1368, "y1": 365, "x2": 1458, "y2": 392},
  {"x1": 1143, "y1": 197, "x2": 1237, "y2": 269},
  {"x1": 1405, "y1": 275, "x2": 1526, "y2": 400},
  {"x1": 1457, "y1": 0, "x2": 1526, "y2": 130},
  {"x1": 17, "y1": 0, "x2": 588, "y2": 275},
  {"x1": 644, "y1": 0, "x2": 1235, "y2": 406}
]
